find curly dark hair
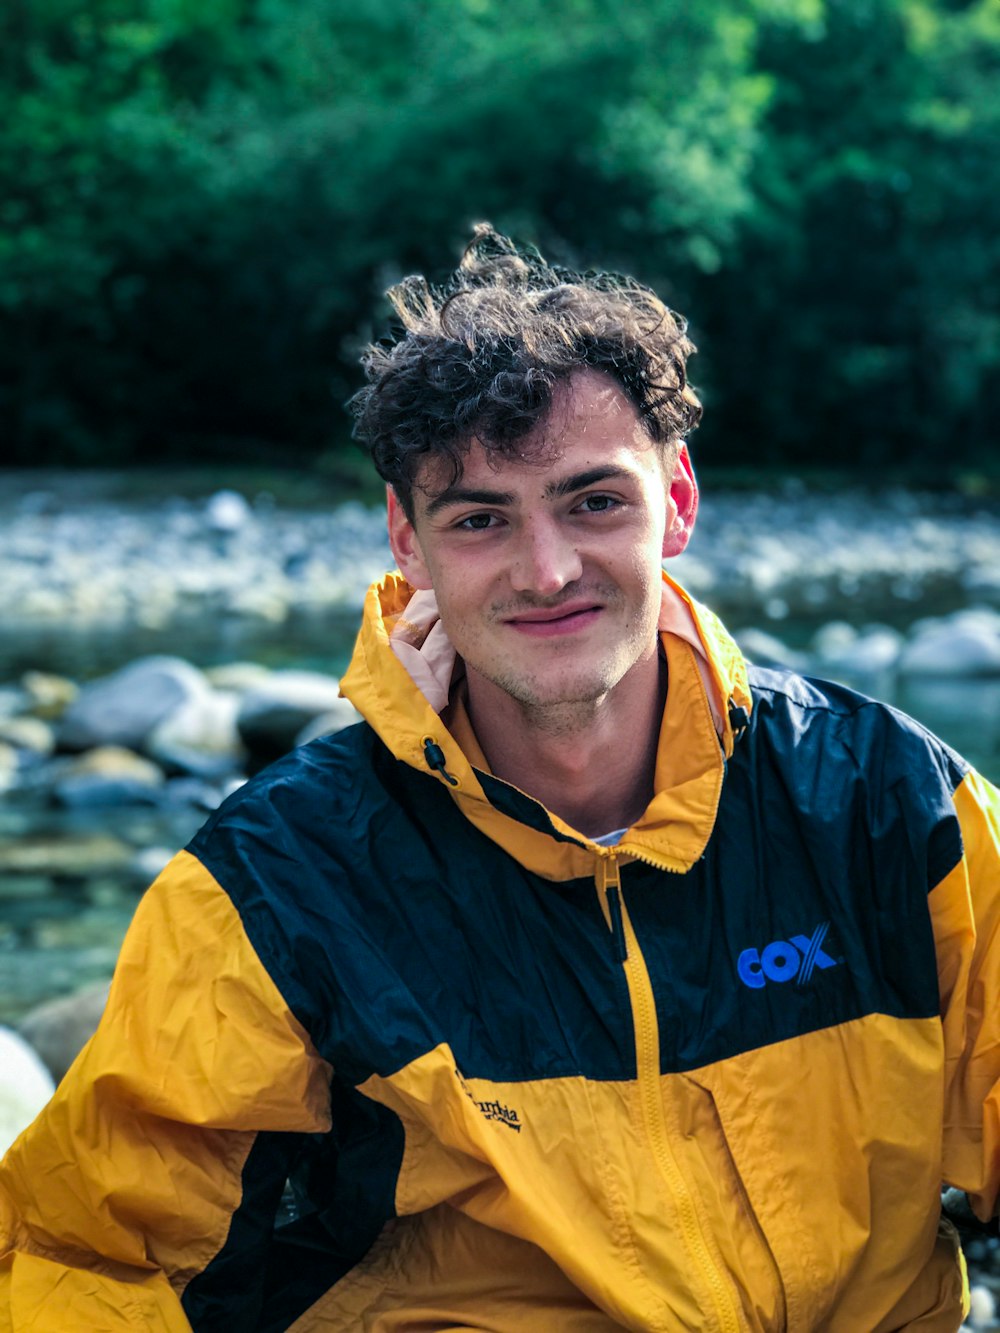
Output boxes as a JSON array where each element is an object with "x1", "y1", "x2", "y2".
[{"x1": 349, "y1": 225, "x2": 702, "y2": 518}]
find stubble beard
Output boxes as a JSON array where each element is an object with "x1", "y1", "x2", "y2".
[{"x1": 469, "y1": 611, "x2": 655, "y2": 739}]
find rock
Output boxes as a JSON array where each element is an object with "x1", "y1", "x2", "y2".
[
  {"x1": 237, "y1": 670, "x2": 348, "y2": 762},
  {"x1": 17, "y1": 982, "x2": 110, "y2": 1085},
  {"x1": 20, "y1": 670, "x2": 79, "y2": 719},
  {"x1": 899, "y1": 620, "x2": 1000, "y2": 678},
  {"x1": 0, "y1": 833, "x2": 133, "y2": 878},
  {"x1": 0, "y1": 742, "x2": 18, "y2": 794},
  {"x1": 51, "y1": 746, "x2": 165, "y2": 809},
  {"x1": 129, "y1": 846, "x2": 176, "y2": 886},
  {"x1": 0, "y1": 1026, "x2": 55, "y2": 1154},
  {"x1": 161, "y1": 777, "x2": 227, "y2": 810},
  {"x1": 204, "y1": 662, "x2": 273, "y2": 693},
  {"x1": 814, "y1": 623, "x2": 903, "y2": 676},
  {"x1": 0, "y1": 686, "x2": 29, "y2": 720},
  {"x1": 225, "y1": 585, "x2": 290, "y2": 623},
  {"x1": 0, "y1": 716, "x2": 56, "y2": 757},
  {"x1": 811, "y1": 621, "x2": 857, "y2": 660},
  {"x1": 205, "y1": 489, "x2": 252, "y2": 535},
  {"x1": 146, "y1": 689, "x2": 245, "y2": 778},
  {"x1": 968, "y1": 1283, "x2": 997, "y2": 1329},
  {"x1": 57, "y1": 656, "x2": 210, "y2": 751},
  {"x1": 732, "y1": 628, "x2": 806, "y2": 671},
  {"x1": 295, "y1": 702, "x2": 362, "y2": 747}
]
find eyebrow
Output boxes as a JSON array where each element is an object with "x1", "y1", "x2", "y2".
[{"x1": 423, "y1": 466, "x2": 632, "y2": 517}]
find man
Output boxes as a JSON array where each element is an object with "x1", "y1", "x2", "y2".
[{"x1": 2, "y1": 226, "x2": 999, "y2": 1332}]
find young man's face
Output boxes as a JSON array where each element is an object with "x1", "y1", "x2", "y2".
[{"x1": 388, "y1": 369, "x2": 697, "y2": 714}]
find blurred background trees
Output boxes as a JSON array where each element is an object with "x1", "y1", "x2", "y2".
[{"x1": 1, "y1": 0, "x2": 997, "y2": 475}]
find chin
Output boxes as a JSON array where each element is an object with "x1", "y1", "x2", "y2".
[{"x1": 495, "y1": 669, "x2": 622, "y2": 711}]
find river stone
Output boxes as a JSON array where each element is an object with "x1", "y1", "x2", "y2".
[
  {"x1": 57, "y1": 655, "x2": 210, "y2": 752},
  {"x1": 17, "y1": 982, "x2": 111, "y2": 1085},
  {"x1": 205, "y1": 488, "x2": 252, "y2": 534},
  {"x1": 129, "y1": 845, "x2": 176, "y2": 886},
  {"x1": 0, "y1": 687, "x2": 29, "y2": 720},
  {"x1": 899, "y1": 621, "x2": 1000, "y2": 677},
  {"x1": 226, "y1": 585, "x2": 290, "y2": 623},
  {"x1": 968, "y1": 1283, "x2": 996, "y2": 1329},
  {"x1": 0, "y1": 833, "x2": 132, "y2": 878},
  {"x1": 237, "y1": 670, "x2": 346, "y2": 761},
  {"x1": 0, "y1": 1027, "x2": 55, "y2": 1154},
  {"x1": 20, "y1": 670, "x2": 79, "y2": 719},
  {"x1": 145, "y1": 689, "x2": 244, "y2": 778},
  {"x1": 814, "y1": 623, "x2": 903, "y2": 676},
  {"x1": 0, "y1": 742, "x2": 18, "y2": 792},
  {"x1": 732, "y1": 628, "x2": 806, "y2": 671},
  {"x1": 0, "y1": 716, "x2": 55, "y2": 756},
  {"x1": 51, "y1": 745, "x2": 165, "y2": 809},
  {"x1": 295, "y1": 701, "x2": 363, "y2": 747},
  {"x1": 204, "y1": 662, "x2": 273, "y2": 693}
]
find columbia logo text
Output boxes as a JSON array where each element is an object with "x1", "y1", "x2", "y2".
[
  {"x1": 455, "y1": 1068, "x2": 522, "y2": 1132},
  {"x1": 737, "y1": 921, "x2": 838, "y2": 990},
  {"x1": 473, "y1": 1098, "x2": 522, "y2": 1132}
]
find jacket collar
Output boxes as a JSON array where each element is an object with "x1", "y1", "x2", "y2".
[{"x1": 340, "y1": 570, "x2": 752, "y2": 880}]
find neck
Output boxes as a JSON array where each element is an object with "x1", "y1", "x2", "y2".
[{"x1": 466, "y1": 648, "x2": 667, "y2": 838}]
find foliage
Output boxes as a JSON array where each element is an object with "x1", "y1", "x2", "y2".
[{"x1": 0, "y1": 0, "x2": 997, "y2": 471}]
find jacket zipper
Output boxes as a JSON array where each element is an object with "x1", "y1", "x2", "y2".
[{"x1": 599, "y1": 854, "x2": 742, "y2": 1333}]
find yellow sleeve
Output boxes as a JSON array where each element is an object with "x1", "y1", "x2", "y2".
[
  {"x1": 0, "y1": 850, "x2": 333, "y2": 1332},
  {"x1": 934, "y1": 770, "x2": 1000, "y2": 1221}
]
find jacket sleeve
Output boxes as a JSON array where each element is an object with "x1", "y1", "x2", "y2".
[
  {"x1": 0, "y1": 849, "x2": 333, "y2": 1333},
  {"x1": 934, "y1": 768, "x2": 1000, "y2": 1221}
]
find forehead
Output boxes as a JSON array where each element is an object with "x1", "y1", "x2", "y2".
[{"x1": 415, "y1": 370, "x2": 660, "y2": 501}]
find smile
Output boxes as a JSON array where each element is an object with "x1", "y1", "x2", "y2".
[{"x1": 504, "y1": 604, "x2": 603, "y2": 637}]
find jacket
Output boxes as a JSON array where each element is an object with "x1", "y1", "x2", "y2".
[{"x1": 2, "y1": 569, "x2": 1000, "y2": 1332}]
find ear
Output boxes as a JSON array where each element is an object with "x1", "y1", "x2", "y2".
[
  {"x1": 387, "y1": 486, "x2": 434, "y2": 590},
  {"x1": 662, "y1": 443, "x2": 699, "y2": 558}
]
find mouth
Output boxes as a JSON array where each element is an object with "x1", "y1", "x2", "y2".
[{"x1": 504, "y1": 601, "x2": 603, "y2": 637}]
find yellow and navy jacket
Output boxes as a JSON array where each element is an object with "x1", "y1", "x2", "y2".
[{"x1": 3, "y1": 571, "x2": 1000, "y2": 1332}]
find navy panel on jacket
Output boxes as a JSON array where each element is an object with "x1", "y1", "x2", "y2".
[
  {"x1": 189, "y1": 667, "x2": 968, "y2": 1095},
  {"x1": 190, "y1": 727, "x2": 635, "y2": 1087},
  {"x1": 626, "y1": 666, "x2": 966, "y2": 1075}
]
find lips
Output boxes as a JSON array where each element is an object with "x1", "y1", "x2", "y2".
[{"x1": 504, "y1": 601, "x2": 603, "y2": 636}]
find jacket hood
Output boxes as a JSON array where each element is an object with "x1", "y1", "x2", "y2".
[{"x1": 340, "y1": 570, "x2": 752, "y2": 881}]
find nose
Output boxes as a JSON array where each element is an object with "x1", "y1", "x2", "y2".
[{"x1": 509, "y1": 518, "x2": 583, "y2": 596}]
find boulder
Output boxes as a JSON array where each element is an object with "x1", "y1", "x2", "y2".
[
  {"x1": 204, "y1": 662, "x2": 273, "y2": 693},
  {"x1": 17, "y1": 982, "x2": 110, "y2": 1085},
  {"x1": 20, "y1": 671, "x2": 79, "y2": 719},
  {"x1": 0, "y1": 686, "x2": 29, "y2": 720},
  {"x1": 295, "y1": 702, "x2": 363, "y2": 747},
  {"x1": 237, "y1": 670, "x2": 349, "y2": 763},
  {"x1": 899, "y1": 619, "x2": 1000, "y2": 677},
  {"x1": 57, "y1": 656, "x2": 210, "y2": 751},
  {"x1": 146, "y1": 689, "x2": 245, "y2": 779},
  {"x1": 811, "y1": 621, "x2": 857, "y2": 660},
  {"x1": 732, "y1": 628, "x2": 806, "y2": 671},
  {"x1": 0, "y1": 833, "x2": 133, "y2": 879},
  {"x1": 0, "y1": 1026, "x2": 55, "y2": 1154},
  {"x1": 51, "y1": 746, "x2": 165, "y2": 809},
  {"x1": 813, "y1": 623, "x2": 903, "y2": 677},
  {"x1": 0, "y1": 716, "x2": 56, "y2": 757}
]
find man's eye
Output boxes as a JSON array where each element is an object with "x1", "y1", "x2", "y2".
[
  {"x1": 579, "y1": 494, "x2": 617, "y2": 513},
  {"x1": 457, "y1": 513, "x2": 496, "y2": 530}
]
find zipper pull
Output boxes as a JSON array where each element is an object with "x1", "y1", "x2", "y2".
[{"x1": 601, "y1": 857, "x2": 628, "y2": 964}]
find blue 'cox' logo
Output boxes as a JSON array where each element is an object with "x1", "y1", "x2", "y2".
[{"x1": 737, "y1": 921, "x2": 838, "y2": 989}]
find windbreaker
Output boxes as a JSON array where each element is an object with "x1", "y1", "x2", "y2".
[{"x1": 2, "y1": 569, "x2": 1000, "y2": 1333}]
